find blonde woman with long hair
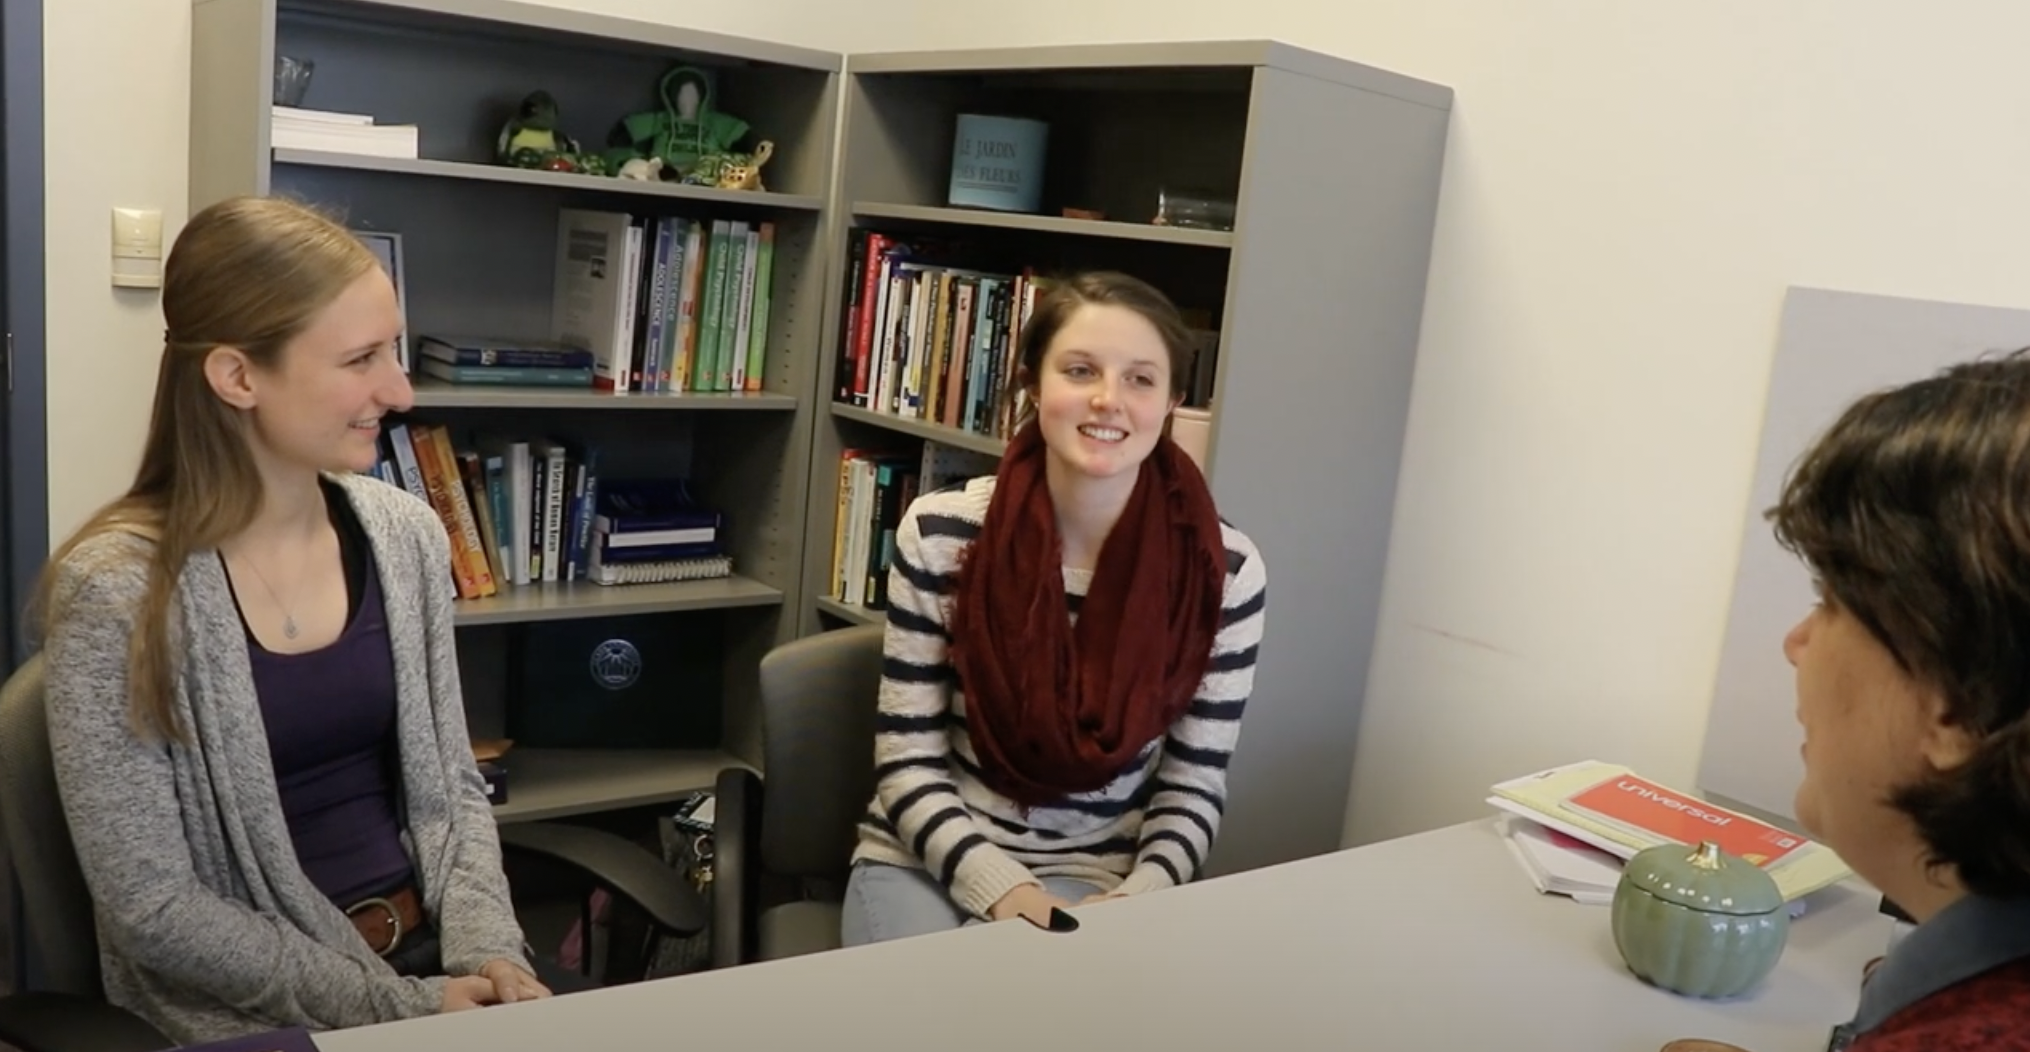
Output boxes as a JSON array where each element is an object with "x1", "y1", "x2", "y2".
[{"x1": 35, "y1": 196, "x2": 560, "y2": 1044}]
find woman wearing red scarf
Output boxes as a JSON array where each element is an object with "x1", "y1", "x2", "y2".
[
  {"x1": 1773, "y1": 352, "x2": 2030, "y2": 1051},
  {"x1": 841, "y1": 271, "x2": 1268, "y2": 942}
]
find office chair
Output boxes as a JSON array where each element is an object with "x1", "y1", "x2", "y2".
[
  {"x1": 711, "y1": 623, "x2": 885, "y2": 967},
  {"x1": 0, "y1": 656, "x2": 705, "y2": 1052},
  {"x1": 0, "y1": 654, "x2": 173, "y2": 1052}
]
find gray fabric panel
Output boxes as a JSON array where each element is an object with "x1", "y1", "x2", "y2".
[
  {"x1": 0, "y1": 656, "x2": 101, "y2": 996},
  {"x1": 758, "y1": 625, "x2": 886, "y2": 880}
]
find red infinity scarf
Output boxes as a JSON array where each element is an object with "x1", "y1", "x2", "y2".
[{"x1": 949, "y1": 419, "x2": 1228, "y2": 807}]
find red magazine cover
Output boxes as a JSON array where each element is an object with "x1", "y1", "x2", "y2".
[{"x1": 1561, "y1": 773, "x2": 1810, "y2": 868}]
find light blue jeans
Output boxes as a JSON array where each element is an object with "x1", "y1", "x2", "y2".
[{"x1": 839, "y1": 860, "x2": 1104, "y2": 946}]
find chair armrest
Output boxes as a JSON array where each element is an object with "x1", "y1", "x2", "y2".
[
  {"x1": 711, "y1": 766, "x2": 763, "y2": 968},
  {"x1": 497, "y1": 821, "x2": 707, "y2": 937},
  {"x1": 0, "y1": 992, "x2": 173, "y2": 1052}
]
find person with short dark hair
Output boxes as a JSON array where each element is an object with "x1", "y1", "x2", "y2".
[{"x1": 1770, "y1": 349, "x2": 2030, "y2": 1051}]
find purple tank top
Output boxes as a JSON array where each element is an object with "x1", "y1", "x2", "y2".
[{"x1": 237, "y1": 490, "x2": 414, "y2": 906}]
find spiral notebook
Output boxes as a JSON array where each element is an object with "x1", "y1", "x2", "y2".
[{"x1": 587, "y1": 549, "x2": 732, "y2": 586}]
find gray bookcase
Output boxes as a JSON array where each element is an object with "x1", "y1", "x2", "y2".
[
  {"x1": 188, "y1": 7, "x2": 1455, "y2": 872},
  {"x1": 801, "y1": 41, "x2": 1453, "y2": 873},
  {"x1": 189, "y1": 0, "x2": 842, "y2": 824}
]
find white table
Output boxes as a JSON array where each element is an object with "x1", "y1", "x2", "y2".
[{"x1": 317, "y1": 819, "x2": 1888, "y2": 1051}]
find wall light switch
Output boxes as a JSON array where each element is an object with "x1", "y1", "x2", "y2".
[{"x1": 111, "y1": 207, "x2": 164, "y2": 288}]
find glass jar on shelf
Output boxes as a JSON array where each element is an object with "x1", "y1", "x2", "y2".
[{"x1": 1152, "y1": 186, "x2": 1236, "y2": 231}]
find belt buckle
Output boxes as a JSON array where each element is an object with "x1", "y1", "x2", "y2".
[{"x1": 346, "y1": 895, "x2": 404, "y2": 957}]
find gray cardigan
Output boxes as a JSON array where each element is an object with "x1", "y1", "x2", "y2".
[{"x1": 42, "y1": 473, "x2": 531, "y2": 1045}]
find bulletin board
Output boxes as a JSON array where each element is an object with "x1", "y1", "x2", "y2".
[{"x1": 1698, "y1": 286, "x2": 2030, "y2": 822}]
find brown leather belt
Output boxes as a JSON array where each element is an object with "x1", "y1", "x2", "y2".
[{"x1": 345, "y1": 884, "x2": 424, "y2": 956}]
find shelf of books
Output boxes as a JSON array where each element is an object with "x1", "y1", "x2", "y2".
[{"x1": 193, "y1": 0, "x2": 844, "y2": 822}]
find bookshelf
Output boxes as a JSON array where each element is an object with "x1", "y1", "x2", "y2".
[
  {"x1": 188, "y1": 8, "x2": 1455, "y2": 872},
  {"x1": 190, "y1": 0, "x2": 842, "y2": 823},
  {"x1": 488, "y1": 748, "x2": 755, "y2": 824},
  {"x1": 800, "y1": 41, "x2": 1453, "y2": 873}
]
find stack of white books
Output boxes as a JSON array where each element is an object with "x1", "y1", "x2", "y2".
[{"x1": 270, "y1": 105, "x2": 417, "y2": 159}]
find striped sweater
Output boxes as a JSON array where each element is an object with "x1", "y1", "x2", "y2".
[{"x1": 852, "y1": 476, "x2": 1268, "y2": 919}]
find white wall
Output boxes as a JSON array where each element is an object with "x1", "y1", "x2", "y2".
[
  {"x1": 44, "y1": 1, "x2": 192, "y2": 542},
  {"x1": 52, "y1": 2, "x2": 2030, "y2": 848}
]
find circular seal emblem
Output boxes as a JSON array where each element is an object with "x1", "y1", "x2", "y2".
[{"x1": 588, "y1": 638, "x2": 642, "y2": 691}]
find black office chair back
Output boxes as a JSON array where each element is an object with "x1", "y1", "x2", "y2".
[
  {"x1": 755, "y1": 624, "x2": 885, "y2": 881},
  {"x1": 0, "y1": 655, "x2": 104, "y2": 998}
]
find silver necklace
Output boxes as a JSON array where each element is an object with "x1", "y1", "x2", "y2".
[{"x1": 239, "y1": 556, "x2": 301, "y2": 639}]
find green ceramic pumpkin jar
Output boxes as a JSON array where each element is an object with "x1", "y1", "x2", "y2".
[{"x1": 1610, "y1": 840, "x2": 1789, "y2": 999}]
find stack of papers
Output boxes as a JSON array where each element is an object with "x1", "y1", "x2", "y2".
[
  {"x1": 270, "y1": 105, "x2": 418, "y2": 159},
  {"x1": 1489, "y1": 759, "x2": 1853, "y2": 905},
  {"x1": 1499, "y1": 814, "x2": 1624, "y2": 905}
]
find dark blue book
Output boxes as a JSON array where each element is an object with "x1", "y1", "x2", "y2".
[
  {"x1": 595, "y1": 478, "x2": 720, "y2": 534},
  {"x1": 418, "y1": 335, "x2": 596, "y2": 369},
  {"x1": 597, "y1": 539, "x2": 721, "y2": 563}
]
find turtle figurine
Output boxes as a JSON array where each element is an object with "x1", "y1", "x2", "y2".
[
  {"x1": 714, "y1": 140, "x2": 774, "y2": 192},
  {"x1": 497, "y1": 90, "x2": 580, "y2": 167},
  {"x1": 681, "y1": 141, "x2": 774, "y2": 189}
]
